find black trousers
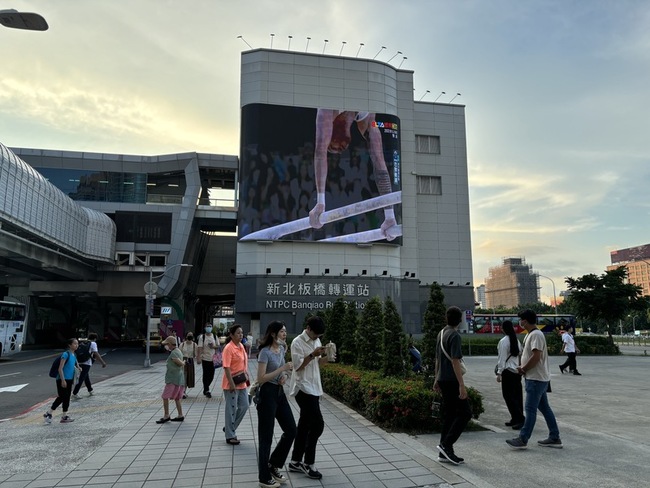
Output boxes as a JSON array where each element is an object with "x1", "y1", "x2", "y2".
[
  {"x1": 52, "y1": 379, "x2": 73, "y2": 413},
  {"x1": 501, "y1": 369, "x2": 524, "y2": 424},
  {"x1": 257, "y1": 383, "x2": 296, "y2": 482},
  {"x1": 73, "y1": 364, "x2": 93, "y2": 395},
  {"x1": 291, "y1": 391, "x2": 324, "y2": 466},
  {"x1": 560, "y1": 352, "x2": 577, "y2": 372},
  {"x1": 201, "y1": 359, "x2": 215, "y2": 393},
  {"x1": 438, "y1": 380, "x2": 472, "y2": 451}
]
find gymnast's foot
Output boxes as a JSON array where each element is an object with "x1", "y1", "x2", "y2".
[
  {"x1": 380, "y1": 218, "x2": 399, "y2": 241},
  {"x1": 309, "y1": 203, "x2": 325, "y2": 229}
]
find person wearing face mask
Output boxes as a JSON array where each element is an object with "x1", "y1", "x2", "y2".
[
  {"x1": 197, "y1": 323, "x2": 218, "y2": 398},
  {"x1": 156, "y1": 336, "x2": 185, "y2": 424},
  {"x1": 179, "y1": 332, "x2": 197, "y2": 399}
]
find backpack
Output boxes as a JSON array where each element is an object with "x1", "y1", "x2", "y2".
[
  {"x1": 49, "y1": 353, "x2": 65, "y2": 378},
  {"x1": 76, "y1": 341, "x2": 92, "y2": 362}
]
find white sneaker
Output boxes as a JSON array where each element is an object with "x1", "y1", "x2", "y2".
[
  {"x1": 88, "y1": 391, "x2": 94, "y2": 396},
  {"x1": 72, "y1": 394, "x2": 81, "y2": 400},
  {"x1": 43, "y1": 412, "x2": 52, "y2": 424}
]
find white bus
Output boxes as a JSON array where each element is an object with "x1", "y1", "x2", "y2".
[{"x1": 0, "y1": 301, "x2": 26, "y2": 358}]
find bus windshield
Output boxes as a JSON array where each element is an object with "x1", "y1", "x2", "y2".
[{"x1": 0, "y1": 301, "x2": 27, "y2": 357}]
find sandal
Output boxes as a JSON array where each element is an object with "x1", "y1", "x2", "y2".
[
  {"x1": 156, "y1": 417, "x2": 171, "y2": 424},
  {"x1": 226, "y1": 437, "x2": 240, "y2": 445},
  {"x1": 171, "y1": 416, "x2": 185, "y2": 422}
]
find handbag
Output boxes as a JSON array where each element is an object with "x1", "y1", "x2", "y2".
[
  {"x1": 213, "y1": 346, "x2": 223, "y2": 369},
  {"x1": 232, "y1": 371, "x2": 248, "y2": 385},
  {"x1": 440, "y1": 330, "x2": 467, "y2": 375},
  {"x1": 249, "y1": 381, "x2": 261, "y2": 404}
]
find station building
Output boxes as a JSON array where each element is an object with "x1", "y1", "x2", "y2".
[{"x1": 2, "y1": 48, "x2": 474, "y2": 344}]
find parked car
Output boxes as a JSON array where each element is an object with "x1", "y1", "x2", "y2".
[{"x1": 142, "y1": 333, "x2": 163, "y2": 352}]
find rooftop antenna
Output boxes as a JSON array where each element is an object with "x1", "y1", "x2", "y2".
[
  {"x1": 373, "y1": 46, "x2": 386, "y2": 59},
  {"x1": 287, "y1": 35, "x2": 293, "y2": 50},
  {"x1": 356, "y1": 42, "x2": 364, "y2": 57},
  {"x1": 398, "y1": 56, "x2": 407, "y2": 68},
  {"x1": 270, "y1": 33, "x2": 274, "y2": 49},
  {"x1": 387, "y1": 50, "x2": 402, "y2": 64},
  {"x1": 339, "y1": 40, "x2": 347, "y2": 56},
  {"x1": 418, "y1": 90, "x2": 431, "y2": 101},
  {"x1": 322, "y1": 39, "x2": 329, "y2": 54},
  {"x1": 449, "y1": 92, "x2": 461, "y2": 103},
  {"x1": 305, "y1": 37, "x2": 311, "y2": 52},
  {"x1": 237, "y1": 35, "x2": 252, "y2": 49},
  {"x1": 433, "y1": 91, "x2": 446, "y2": 102}
]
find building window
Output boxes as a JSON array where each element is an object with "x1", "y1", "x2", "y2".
[
  {"x1": 415, "y1": 135, "x2": 441, "y2": 154},
  {"x1": 112, "y1": 212, "x2": 172, "y2": 244},
  {"x1": 416, "y1": 175, "x2": 442, "y2": 195}
]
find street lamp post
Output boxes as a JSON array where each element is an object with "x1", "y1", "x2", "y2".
[
  {"x1": 537, "y1": 274, "x2": 558, "y2": 315},
  {"x1": 144, "y1": 263, "x2": 192, "y2": 368}
]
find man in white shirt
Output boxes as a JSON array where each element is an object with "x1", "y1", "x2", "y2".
[
  {"x1": 559, "y1": 327, "x2": 581, "y2": 375},
  {"x1": 506, "y1": 310, "x2": 562, "y2": 450},
  {"x1": 288, "y1": 316, "x2": 328, "y2": 480},
  {"x1": 72, "y1": 332, "x2": 107, "y2": 399}
]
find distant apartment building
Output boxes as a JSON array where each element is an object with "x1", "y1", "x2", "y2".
[
  {"x1": 485, "y1": 257, "x2": 539, "y2": 308},
  {"x1": 475, "y1": 284, "x2": 486, "y2": 308},
  {"x1": 608, "y1": 243, "x2": 650, "y2": 296}
]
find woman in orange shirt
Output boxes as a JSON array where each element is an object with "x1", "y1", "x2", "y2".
[{"x1": 222, "y1": 324, "x2": 250, "y2": 445}]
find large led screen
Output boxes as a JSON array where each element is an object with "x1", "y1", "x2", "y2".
[{"x1": 239, "y1": 104, "x2": 402, "y2": 244}]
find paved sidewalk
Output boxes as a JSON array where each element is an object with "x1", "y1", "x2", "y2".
[{"x1": 0, "y1": 359, "x2": 474, "y2": 488}]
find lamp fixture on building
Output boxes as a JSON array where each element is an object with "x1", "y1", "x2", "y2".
[
  {"x1": 304, "y1": 267, "x2": 310, "y2": 275},
  {"x1": 266, "y1": 268, "x2": 271, "y2": 274},
  {"x1": 285, "y1": 267, "x2": 291, "y2": 275}
]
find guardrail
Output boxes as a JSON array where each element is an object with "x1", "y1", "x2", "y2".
[{"x1": 613, "y1": 336, "x2": 650, "y2": 347}]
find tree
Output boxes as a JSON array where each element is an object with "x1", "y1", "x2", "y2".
[
  {"x1": 340, "y1": 301, "x2": 359, "y2": 364},
  {"x1": 565, "y1": 267, "x2": 650, "y2": 343},
  {"x1": 323, "y1": 298, "x2": 346, "y2": 361},
  {"x1": 421, "y1": 283, "x2": 446, "y2": 373},
  {"x1": 357, "y1": 296, "x2": 384, "y2": 370},
  {"x1": 382, "y1": 296, "x2": 406, "y2": 377}
]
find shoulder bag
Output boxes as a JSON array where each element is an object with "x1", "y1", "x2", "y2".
[{"x1": 440, "y1": 330, "x2": 467, "y2": 375}]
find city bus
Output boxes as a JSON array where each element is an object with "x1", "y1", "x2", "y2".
[
  {"x1": 471, "y1": 313, "x2": 576, "y2": 334},
  {"x1": 0, "y1": 301, "x2": 27, "y2": 357}
]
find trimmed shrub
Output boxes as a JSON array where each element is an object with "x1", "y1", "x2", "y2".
[{"x1": 321, "y1": 363, "x2": 484, "y2": 432}]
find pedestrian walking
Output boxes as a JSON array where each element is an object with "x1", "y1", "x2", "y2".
[
  {"x1": 496, "y1": 320, "x2": 525, "y2": 430},
  {"x1": 197, "y1": 323, "x2": 218, "y2": 398},
  {"x1": 156, "y1": 336, "x2": 185, "y2": 424},
  {"x1": 222, "y1": 324, "x2": 250, "y2": 445},
  {"x1": 72, "y1": 332, "x2": 106, "y2": 399},
  {"x1": 44, "y1": 338, "x2": 81, "y2": 424},
  {"x1": 434, "y1": 306, "x2": 472, "y2": 465},
  {"x1": 559, "y1": 326, "x2": 581, "y2": 375},
  {"x1": 179, "y1": 332, "x2": 197, "y2": 399},
  {"x1": 506, "y1": 309, "x2": 562, "y2": 450},
  {"x1": 288, "y1": 316, "x2": 328, "y2": 480},
  {"x1": 256, "y1": 320, "x2": 295, "y2": 488}
]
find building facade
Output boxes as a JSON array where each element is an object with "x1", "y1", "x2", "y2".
[
  {"x1": 233, "y1": 49, "x2": 474, "y2": 336},
  {"x1": 485, "y1": 257, "x2": 538, "y2": 308},
  {"x1": 608, "y1": 243, "x2": 650, "y2": 296}
]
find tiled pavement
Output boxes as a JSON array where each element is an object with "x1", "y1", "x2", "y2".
[{"x1": 0, "y1": 360, "x2": 474, "y2": 488}]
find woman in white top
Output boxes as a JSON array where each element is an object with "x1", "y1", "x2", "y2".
[{"x1": 496, "y1": 320, "x2": 525, "y2": 429}]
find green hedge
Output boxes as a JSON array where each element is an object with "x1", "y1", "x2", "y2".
[
  {"x1": 429, "y1": 334, "x2": 621, "y2": 356},
  {"x1": 321, "y1": 363, "x2": 484, "y2": 432}
]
